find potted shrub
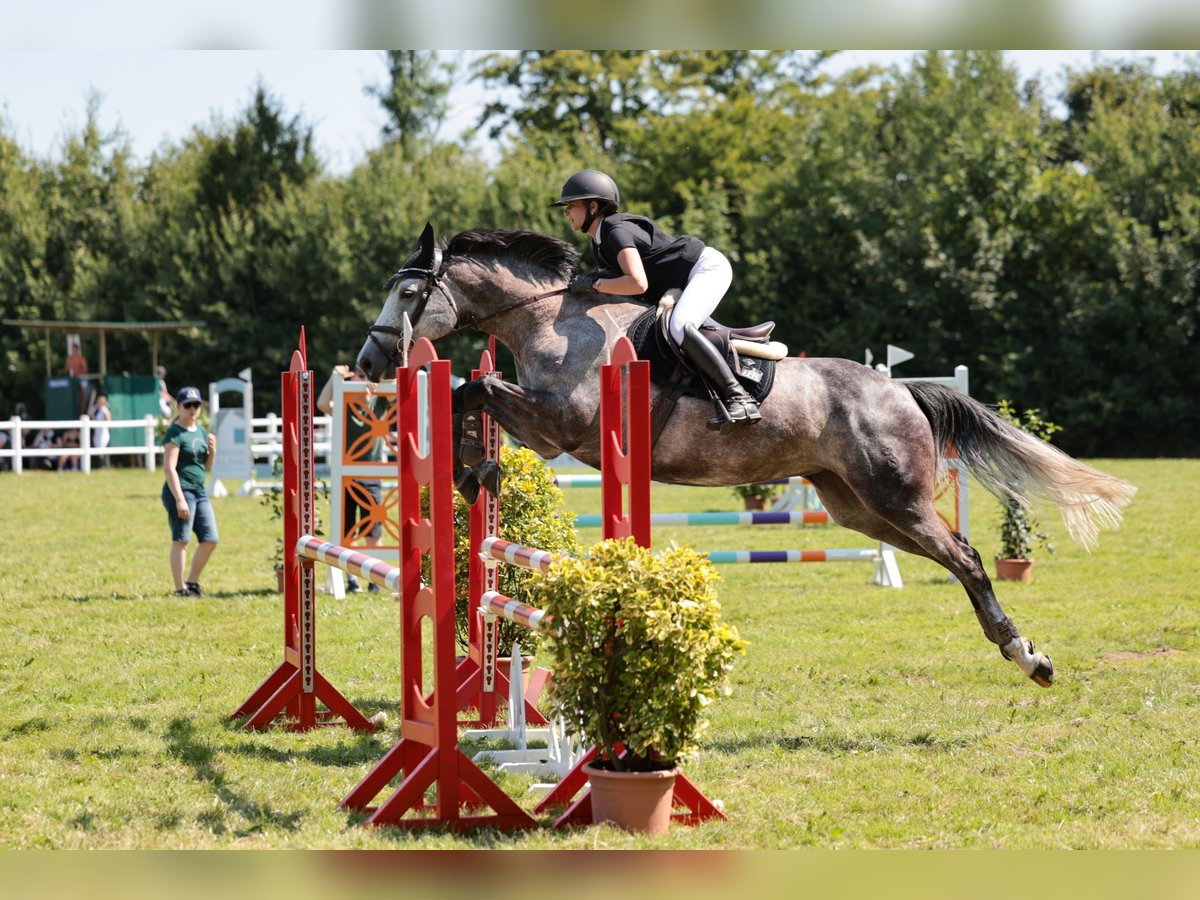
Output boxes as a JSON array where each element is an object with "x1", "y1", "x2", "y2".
[
  {"x1": 730, "y1": 481, "x2": 782, "y2": 511},
  {"x1": 994, "y1": 400, "x2": 1058, "y2": 582},
  {"x1": 537, "y1": 538, "x2": 746, "y2": 834}
]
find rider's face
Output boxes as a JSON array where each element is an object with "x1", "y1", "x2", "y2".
[{"x1": 562, "y1": 200, "x2": 589, "y2": 232}]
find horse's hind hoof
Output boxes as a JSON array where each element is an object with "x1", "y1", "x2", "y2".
[{"x1": 1031, "y1": 655, "x2": 1054, "y2": 688}]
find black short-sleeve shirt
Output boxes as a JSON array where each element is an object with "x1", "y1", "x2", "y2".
[{"x1": 593, "y1": 214, "x2": 704, "y2": 303}]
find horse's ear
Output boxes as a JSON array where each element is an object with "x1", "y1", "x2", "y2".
[{"x1": 419, "y1": 222, "x2": 436, "y2": 255}]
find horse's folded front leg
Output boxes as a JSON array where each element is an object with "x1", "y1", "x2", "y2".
[
  {"x1": 457, "y1": 408, "x2": 501, "y2": 499},
  {"x1": 451, "y1": 411, "x2": 481, "y2": 504}
]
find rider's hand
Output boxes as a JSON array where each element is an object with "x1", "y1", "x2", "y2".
[{"x1": 569, "y1": 271, "x2": 598, "y2": 294}]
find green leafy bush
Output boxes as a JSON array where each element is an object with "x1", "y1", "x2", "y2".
[
  {"x1": 448, "y1": 445, "x2": 581, "y2": 654},
  {"x1": 730, "y1": 482, "x2": 782, "y2": 503},
  {"x1": 537, "y1": 538, "x2": 747, "y2": 772},
  {"x1": 995, "y1": 400, "x2": 1059, "y2": 560}
]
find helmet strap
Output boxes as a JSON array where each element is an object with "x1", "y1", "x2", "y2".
[{"x1": 580, "y1": 200, "x2": 601, "y2": 234}]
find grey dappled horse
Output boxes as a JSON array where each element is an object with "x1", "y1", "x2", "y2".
[{"x1": 358, "y1": 224, "x2": 1136, "y2": 688}]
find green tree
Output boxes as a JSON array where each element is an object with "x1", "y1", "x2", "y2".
[
  {"x1": 365, "y1": 51, "x2": 453, "y2": 153},
  {"x1": 193, "y1": 83, "x2": 318, "y2": 217}
]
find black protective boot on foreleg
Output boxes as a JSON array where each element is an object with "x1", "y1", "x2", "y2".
[{"x1": 679, "y1": 323, "x2": 762, "y2": 433}]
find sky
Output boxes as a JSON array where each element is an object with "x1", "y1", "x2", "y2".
[{"x1": 2, "y1": 49, "x2": 1195, "y2": 178}]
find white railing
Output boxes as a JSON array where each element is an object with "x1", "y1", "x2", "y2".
[
  {"x1": 0, "y1": 412, "x2": 333, "y2": 476},
  {"x1": 0, "y1": 415, "x2": 162, "y2": 474},
  {"x1": 247, "y1": 413, "x2": 333, "y2": 474}
]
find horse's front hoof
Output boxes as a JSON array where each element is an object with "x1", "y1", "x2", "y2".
[
  {"x1": 1031, "y1": 655, "x2": 1054, "y2": 687},
  {"x1": 454, "y1": 468, "x2": 481, "y2": 504},
  {"x1": 476, "y1": 461, "x2": 502, "y2": 497}
]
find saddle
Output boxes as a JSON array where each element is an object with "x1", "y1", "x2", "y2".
[{"x1": 626, "y1": 292, "x2": 788, "y2": 441}]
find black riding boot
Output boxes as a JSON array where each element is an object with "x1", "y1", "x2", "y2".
[{"x1": 679, "y1": 323, "x2": 762, "y2": 434}]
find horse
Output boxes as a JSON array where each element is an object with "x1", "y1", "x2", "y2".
[{"x1": 357, "y1": 223, "x2": 1137, "y2": 688}]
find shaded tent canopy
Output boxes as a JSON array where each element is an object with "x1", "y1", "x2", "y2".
[{"x1": 1, "y1": 319, "x2": 205, "y2": 378}]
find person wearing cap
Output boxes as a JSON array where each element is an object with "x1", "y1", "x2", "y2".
[
  {"x1": 161, "y1": 386, "x2": 218, "y2": 596},
  {"x1": 552, "y1": 169, "x2": 761, "y2": 433}
]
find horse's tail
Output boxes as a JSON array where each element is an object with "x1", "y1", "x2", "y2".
[{"x1": 904, "y1": 382, "x2": 1136, "y2": 550}]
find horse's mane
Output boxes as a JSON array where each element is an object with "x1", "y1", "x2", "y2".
[{"x1": 447, "y1": 228, "x2": 580, "y2": 281}]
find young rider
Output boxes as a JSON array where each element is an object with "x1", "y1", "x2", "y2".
[{"x1": 552, "y1": 169, "x2": 761, "y2": 432}]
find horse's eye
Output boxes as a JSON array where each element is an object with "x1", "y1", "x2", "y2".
[{"x1": 401, "y1": 286, "x2": 418, "y2": 299}]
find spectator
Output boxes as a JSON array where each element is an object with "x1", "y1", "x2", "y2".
[
  {"x1": 32, "y1": 428, "x2": 56, "y2": 470},
  {"x1": 64, "y1": 339, "x2": 89, "y2": 414},
  {"x1": 65, "y1": 340, "x2": 88, "y2": 378},
  {"x1": 162, "y1": 386, "x2": 218, "y2": 596},
  {"x1": 156, "y1": 365, "x2": 174, "y2": 418},
  {"x1": 57, "y1": 429, "x2": 81, "y2": 471},
  {"x1": 91, "y1": 395, "x2": 112, "y2": 468}
]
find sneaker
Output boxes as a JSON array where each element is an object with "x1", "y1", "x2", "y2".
[
  {"x1": 346, "y1": 576, "x2": 362, "y2": 594},
  {"x1": 185, "y1": 581, "x2": 203, "y2": 597},
  {"x1": 367, "y1": 582, "x2": 380, "y2": 594},
  {"x1": 174, "y1": 587, "x2": 191, "y2": 596}
]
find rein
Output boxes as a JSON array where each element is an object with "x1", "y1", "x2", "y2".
[
  {"x1": 468, "y1": 288, "x2": 565, "y2": 329},
  {"x1": 366, "y1": 248, "x2": 566, "y2": 368}
]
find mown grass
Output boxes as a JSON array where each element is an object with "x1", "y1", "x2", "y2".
[{"x1": 0, "y1": 459, "x2": 1197, "y2": 849}]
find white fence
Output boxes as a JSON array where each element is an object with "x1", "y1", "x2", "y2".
[{"x1": 0, "y1": 413, "x2": 333, "y2": 476}]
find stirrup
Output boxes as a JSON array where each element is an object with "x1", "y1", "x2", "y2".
[{"x1": 706, "y1": 396, "x2": 762, "y2": 435}]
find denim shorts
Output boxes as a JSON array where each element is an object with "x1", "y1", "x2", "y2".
[{"x1": 162, "y1": 485, "x2": 219, "y2": 544}]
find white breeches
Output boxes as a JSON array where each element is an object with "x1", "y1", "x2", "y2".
[{"x1": 668, "y1": 246, "x2": 733, "y2": 345}]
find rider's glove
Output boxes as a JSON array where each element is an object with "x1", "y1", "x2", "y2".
[{"x1": 569, "y1": 271, "x2": 599, "y2": 293}]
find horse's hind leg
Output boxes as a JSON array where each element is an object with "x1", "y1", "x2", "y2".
[{"x1": 810, "y1": 472, "x2": 1054, "y2": 687}]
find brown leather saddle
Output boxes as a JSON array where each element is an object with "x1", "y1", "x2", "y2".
[{"x1": 625, "y1": 300, "x2": 787, "y2": 443}]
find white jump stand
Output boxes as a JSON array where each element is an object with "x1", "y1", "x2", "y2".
[{"x1": 460, "y1": 641, "x2": 586, "y2": 787}]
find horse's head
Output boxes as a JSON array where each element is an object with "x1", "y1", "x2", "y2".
[
  {"x1": 358, "y1": 222, "x2": 459, "y2": 380},
  {"x1": 358, "y1": 223, "x2": 582, "y2": 380}
]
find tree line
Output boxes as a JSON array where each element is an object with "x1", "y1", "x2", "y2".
[{"x1": 2, "y1": 50, "x2": 1196, "y2": 456}]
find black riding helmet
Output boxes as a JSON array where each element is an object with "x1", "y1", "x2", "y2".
[
  {"x1": 553, "y1": 170, "x2": 620, "y2": 233},
  {"x1": 551, "y1": 169, "x2": 621, "y2": 208}
]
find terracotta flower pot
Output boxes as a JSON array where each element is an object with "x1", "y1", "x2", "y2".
[
  {"x1": 585, "y1": 761, "x2": 677, "y2": 835},
  {"x1": 742, "y1": 495, "x2": 766, "y2": 511},
  {"x1": 274, "y1": 567, "x2": 286, "y2": 593},
  {"x1": 994, "y1": 558, "x2": 1034, "y2": 582}
]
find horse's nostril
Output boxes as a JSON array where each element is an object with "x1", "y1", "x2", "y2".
[{"x1": 359, "y1": 358, "x2": 371, "y2": 372}]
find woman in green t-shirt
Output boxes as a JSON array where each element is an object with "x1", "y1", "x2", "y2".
[{"x1": 161, "y1": 386, "x2": 218, "y2": 596}]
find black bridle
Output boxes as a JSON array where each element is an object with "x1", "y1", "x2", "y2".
[
  {"x1": 365, "y1": 246, "x2": 452, "y2": 369},
  {"x1": 366, "y1": 247, "x2": 568, "y2": 370}
]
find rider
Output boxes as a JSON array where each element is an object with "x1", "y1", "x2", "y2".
[{"x1": 552, "y1": 169, "x2": 761, "y2": 432}]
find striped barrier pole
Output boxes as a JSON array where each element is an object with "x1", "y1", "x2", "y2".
[
  {"x1": 552, "y1": 473, "x2": 603, "y2": 487},
  {"x1": 479, "y1": 590, "x2": 556, "y2": 633},
  {"x1": 703, "y1": 548, "x2": 879, "y2": 565},
  {"x1": 295, "y1": 536, "x2": 401, "y2": 594},
  {"x1": 574, "y1": 510, "x2": 831, "y2": 528},
  {"x1": 477, "y1": 535, "x2": 559, "y2": 574}
]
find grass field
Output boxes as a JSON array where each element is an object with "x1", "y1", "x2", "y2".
[{"x1": 1, "y1": 458, "x2": 1197, "y2": 850}]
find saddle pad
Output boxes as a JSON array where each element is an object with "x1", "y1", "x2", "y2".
[{"x1": 626, "y1": 309, "x2": 776, "y2": 405}]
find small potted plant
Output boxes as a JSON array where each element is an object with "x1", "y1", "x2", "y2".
[
  {"x1": 994, "y1": 400, "x2": 1058, "y2": 582},
  {"x1": 730, "y1": 481, "x2": 782, "y2": 511},
  {"x1": 537, "y1": 538, "x2": 746, "y2": 834}
]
